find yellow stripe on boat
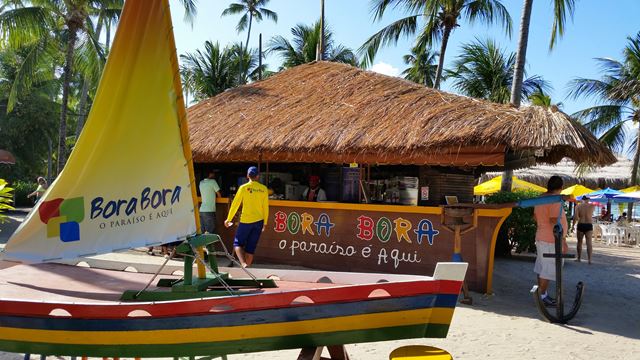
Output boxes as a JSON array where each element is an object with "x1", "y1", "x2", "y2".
[{"x1": 0, "y1": 308, "x2": 453, "y2": 345}]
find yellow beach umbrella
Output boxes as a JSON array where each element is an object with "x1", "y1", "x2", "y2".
[
  {"x1": 620, "y1": 185, "x2": 640, "y2": 193},
  {"x1": 474, "y1": 176, "x2": 546, "y2": 196},
  {"x1": 561, "y1": 184, "x2": 594, "y2": 197}
]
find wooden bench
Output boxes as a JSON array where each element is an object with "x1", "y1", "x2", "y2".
[{"x1": 390, "y1": 345, "x2": 452, "y2": 360}]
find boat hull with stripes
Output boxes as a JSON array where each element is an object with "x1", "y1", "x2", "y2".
[{"x1": 0, "y1": 262, "x2": 466, "y2": 357}]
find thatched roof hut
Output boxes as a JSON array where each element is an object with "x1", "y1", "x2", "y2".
[
  {"x1": 188, "y1": 61, "x2": 614, "y2": 168},
  {"x1": 483, "y1": 156, "x2": 632, "y2": 189}
]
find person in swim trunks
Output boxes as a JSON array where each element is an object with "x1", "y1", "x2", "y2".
[{"x1": 573, "y1": 195, "x2": 595, "y2": 264}]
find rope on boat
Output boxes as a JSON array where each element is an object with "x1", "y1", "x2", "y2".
[
  {"x1": 188, "y1": 244, "x2": 237, "y2": 296},
  {"x1": 214, "y1": 236, "x2": 261, "y2": 285},
  {"x1": 134, "y1": 247, "x2": 177, "y2": 299}
]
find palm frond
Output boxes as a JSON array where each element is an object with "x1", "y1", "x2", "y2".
[
  {"x1": 236, "y1": 13, "x2": 248, "y2": 33},
  {"x1": 221, "y1": 3, "x2": 246, "y2": 16},
  {"x1": 0, "y1": 7, "x2": 53, "y2": 48},
  {"x1": 567, "y1": 77, "x2": 616, "y2": 101},
  {"x1": 572, "y1": 105, "x2": 626, "y2": 134},
  {"x1": 465, "y1": 0, "x2": 513, "y2": 37},
  {"x1": 259, "y1": 7, "x2": 277, "y2": 22},
  {"x1": 7, "y1": 36, "x2": 59, "y2": 112},
  {"x1": 357, "y1": 14, "x2": 420, "y2": 68},
  {"x1": 597, "y1": 121, "x2": 627, "y2": 152},
  {"x1": 549, "y1": 0, "x2": 576, "y2": 50}
]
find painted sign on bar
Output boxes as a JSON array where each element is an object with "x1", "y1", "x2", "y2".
[{"x1": 217, "y1": 200, "x2": 510, "y2": 292}]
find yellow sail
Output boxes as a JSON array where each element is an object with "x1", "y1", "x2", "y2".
[{"x1": 2, "y1": 0, "x2": 199, "y2": 262}]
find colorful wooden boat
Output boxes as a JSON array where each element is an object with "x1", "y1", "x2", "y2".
[
  {"x1": 0, "y1": 0, "x2": 467, "y2": 357},
  {"x1": 0, "y1": 261, "x2": 466, "y2": 357}
]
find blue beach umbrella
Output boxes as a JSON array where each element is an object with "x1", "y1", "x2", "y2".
[{"x1": 579, "y1": 188, "x2": 623, "y2": 202}]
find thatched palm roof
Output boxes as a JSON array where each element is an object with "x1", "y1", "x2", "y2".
[
  {"x1": 188, "y1": 61, "x2": 615, "y2": 166},
  {"x1": 484, "y1": 156, "x2": 632, "y2": 189}
]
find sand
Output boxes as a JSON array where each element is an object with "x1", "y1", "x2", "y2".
[
  {"x1": 1, "y1": 213, "x2": 639, "y2": 359},
  {"x1": 226, "y1": 238, "x2": 640, "y2": 360}
]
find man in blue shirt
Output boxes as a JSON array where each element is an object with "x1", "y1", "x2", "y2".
[{"x1": 199, "y1": 171, "x2": 221, "y2": 234}]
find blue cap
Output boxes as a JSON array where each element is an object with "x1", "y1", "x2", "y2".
[{"x1": 247, "y1": 166, "x2": 259, "y2": 177}]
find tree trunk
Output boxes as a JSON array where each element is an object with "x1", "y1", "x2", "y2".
[
  {"x1": 75, "y1": 19, "x2": 104, "y2": 139},
  {"x1": 628, "y1": 121, "x2": 640, "y2": 219},
  {"x1": 75, "y1": 79, "x2": 90, "y2": 138},
  {"x1": 46, "y1": 134, "x2": 52, "y2": 184},
  {"x1": 106, "y1": 23, "x2": 112, "y2": 53},
  {"x1": 433, "y1": 25, "x2": 452, "y2": 89},
  {"x1": 57, "y1": 28, "x2": 79, "y2": 175},
  {"x1": 245, "y1": 13, "x2": 253, "y2": 53},
  {"x1": 501, "y1": 0, "x2": 534, "y2": 192},
  {"x1": 509, "y1": 0, "x2": 533, "y2": 107},
  {"x1": 240, "y1": 14, "x2": 252, "y2": 85},
  {"x1": 317, "y1": 0, "x2": 325, "y2": 61}
]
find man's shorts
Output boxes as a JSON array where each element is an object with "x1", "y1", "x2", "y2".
[
  {"x1": 200, "y1": 212, "x2": 216, "y2": 234},
  {"x1": 534, "y1": 241, "x2": 563, "y2": 281},
  {"x1": 576, "y1": 223, "x2": 593, "y2": 233},
  {"x1": 233, "y1": 220, "x2": 264, "y2": 254}
]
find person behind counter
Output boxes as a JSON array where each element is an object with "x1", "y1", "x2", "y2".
[
  {"x1": 224, "y1": 166, "x2": 269, "y2": 268},
  {"x1": 199, "y1": 170, "x2": 221, "y2": 234},
  {"x1": 302, "y1": 175, "x2": 327, "y2": 201}
]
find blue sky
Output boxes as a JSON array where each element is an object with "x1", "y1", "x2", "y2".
[{"x1": 169, "y1": 0, "x2": 639, "y2": 117}]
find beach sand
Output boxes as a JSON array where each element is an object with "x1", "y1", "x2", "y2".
[
  {"x1": 1, "y1": 213, "x2": 639, "y2": 359},
  {"x1": 225, "y1": 238, "x2": 640, "y2": 360}
]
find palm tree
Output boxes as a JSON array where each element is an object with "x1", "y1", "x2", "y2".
[
  {"x1": 180, "y1": 63, "x2": 196, "y2": 106},
  {"x1": 268, "y1": 20, "x2": 357, "y2": 69},
  {"x1": 528, "y1": 86, "x2": 562, "y2": 108},
  {"x1": 0, "y1": 0, "x2": 196, "y2": 175},
  {"x1": 569, "y1": 33, "x2": 640, "y2": 212},
  {"x1": 180, "y1": 41, "x2": 266, "y2": 100},
  {"x1": 446, "y1": 38, "x2": 549, "y2": 104},
  {"x1": 402, "y1": 45, "x2": 437, "y2": 87},
  {"x1": 221, "y1": 0, "x2": 277, "y2": 52},
  {"x1": 180, "y1": 41, "x2": 236, "y2": 100},
  {"x1": 228, "y1": 42, "x2": 267, "y2": 83},
  {"x1": 360, "y1": 0, "x2": 512, "y2": 89},
  {"x1": 75, "y1": 0, "x2": 124, "y2": 138},
  {"x1": 0, "y1": 1, "x2": 101, "y2": 174},
  {"x1": 501, "y1": 0, "x2": 576, "y2": 191}
]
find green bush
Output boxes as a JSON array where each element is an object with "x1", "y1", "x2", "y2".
[
  {"x1": 485, "y1": 190, "x2": 543, "y2": 256},
  {"x1": 0, "y1": 179, "x2": 15, "y2": 225},
  {"x1": 11, "y1": 180, "x2": 37, "y2": 207}
]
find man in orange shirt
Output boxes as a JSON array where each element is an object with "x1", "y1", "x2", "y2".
[{"x1": 533, "y1": 175, "x2": 568, "y2": 307}]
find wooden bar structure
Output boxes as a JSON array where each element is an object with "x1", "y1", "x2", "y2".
[
  {"x1": 187, "y1": 61, "x2": 615, "y2": 295},
  {"x1": 215, "y1": 198, "x2": 509, "y2": 293}
]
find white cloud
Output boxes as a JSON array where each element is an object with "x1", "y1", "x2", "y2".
[{"x1": 370, "y1": 62, "x2": 401, "y2": 77}]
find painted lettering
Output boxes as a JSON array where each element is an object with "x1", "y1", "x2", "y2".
[
  {"x1": 300, "y1": 212, "x2": 315, "y2": 235},
  {"x1": 273, "y1": 211, "x2": 287, "y2": 233},
  {"x1": 394, "y1": 217, "x2": 412, "y2": 243},
  {"x1": 414, "y1": 219, "x2": 439, "y2": 245},
  {"x1": 315, "y1": 213, "x2": 335, "y2": 237},
  {"x1": 376, "y1": 217, "x2": 392, "y2": 243},
  {"x1": 356, "y1": 215, "x2": 374, "y2": 241},
  {"x1": 287, "y1": 212, "x2": 301, "y2": 234}
]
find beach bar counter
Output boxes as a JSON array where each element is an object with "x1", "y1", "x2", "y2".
[{"x1": 187, "y1": 62, "x2": 615, "y2": 293}]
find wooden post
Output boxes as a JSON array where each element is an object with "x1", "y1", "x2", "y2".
[{"x1": 259, "y1": 33, "x2": 263, "y2": 80}]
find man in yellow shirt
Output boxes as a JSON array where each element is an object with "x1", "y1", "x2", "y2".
[{"x1": 224, "y1": 166, "x2": 269, "y2": 267}]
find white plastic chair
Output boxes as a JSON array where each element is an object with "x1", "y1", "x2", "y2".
[
  {"x1": 598, "y1": 224, "x2": 619, "y2": 246},
  {"x1": 626, "y1": 226, "x2": 640, "y2": 246},
  {"x1": 593, "y1": 224, "x2": 602, "y2": 242}
]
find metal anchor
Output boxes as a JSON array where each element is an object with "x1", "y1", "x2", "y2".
[{"x1": 518, "y1": 196, "x2": 585, "y2": 323}]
